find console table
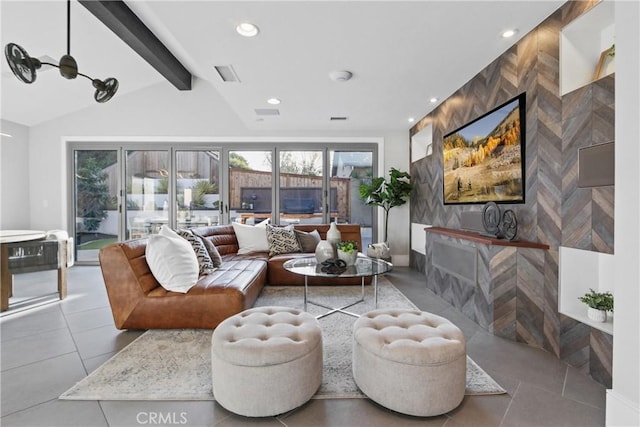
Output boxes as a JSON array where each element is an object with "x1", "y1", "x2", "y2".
[
  {"x1": 424, "y1": 227, "x2": 549, "y2": 344},
  {"x1": 1, "y1": 230, "x2": 68, "y2": 312}
]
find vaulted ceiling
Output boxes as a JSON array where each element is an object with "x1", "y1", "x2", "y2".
[{"x1": 1, "y1": 1, "x2": 564, "y2": 131}]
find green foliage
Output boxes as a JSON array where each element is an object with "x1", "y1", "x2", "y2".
[
  {"x1": 77, "y1": 158, "x2": 110, "y2": 231},
  {"x1": 190, "y1": 180, "x2": 217, "y2": 207},
  {"x1": 337, "y1": 240, "x2": 358, "y2": 253},
  {"x1": 578, "y1": 288, "x2": 614, "y2": 312},
  {"x1": 359, "y1": 167, "x2": 412, "y2": 242},
  {"x1": 229, "y1": 152, "x2": 250, "y2": 169},
  {"x1": 156, "y1": 177, "x2": 169, "y2": 194}
]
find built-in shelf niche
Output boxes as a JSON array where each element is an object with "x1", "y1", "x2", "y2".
[
  {"x1": 411, "y1": 123, "x2": 432, "y2": 163},
  {"x1": 411, "y1": 223, "x2": 430, "y2": 254},
  {"x1": 559, "y1": 246, "x2": 614, "y2": 334},
  {"x1": 560, "y1": 0, "x2": 615, "y2": 96}
]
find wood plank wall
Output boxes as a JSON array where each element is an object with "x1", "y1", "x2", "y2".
[{"x1": 409, "y1": 0, "x2": 612, "y2": 387}]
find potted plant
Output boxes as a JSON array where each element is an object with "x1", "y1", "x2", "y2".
[
  {"x1": 359, "y1": 167, "x2": 412, "y2": 244},
  {"x1": 578, "y1": 288, "x2": 613, "y2": 322},
  {"x1": 336, "y1": 240, "x2": 358, "y2": 266}
]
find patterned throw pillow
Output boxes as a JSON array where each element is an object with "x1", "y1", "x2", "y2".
[
  {"x1": 175, "y1": 229, "x2": 216, "y2": 276},
  {"x1": 266, "y1": 224, "x2": 302, "y2": 257},
  {"x1": 192, "y1": 231, "x2": 222, "y2": 268}
]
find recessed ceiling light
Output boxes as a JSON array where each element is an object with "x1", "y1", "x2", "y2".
[
  {"x1": 267, "y1": 98, "x2": 281, "y2": 105},
  {"x1": 329, "y1": 70, "x2": 353, "y2": 82},
  {"x1": 236, "y1": 22, "x2": 259, "y2": 37},
  {"x1": 501, "y1": 29, "x2": 518, "y2": 38},
  {"x1": 429, "y1": 97, "x2": 438, "y2": 103},
  {"x1": 408, "y1": 117, "x2": 415, "y2": 123}
]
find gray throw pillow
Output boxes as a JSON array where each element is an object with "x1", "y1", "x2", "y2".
[
  {"x1": 294, "y1": 229, "x2": 321, "y2": 252},
  {"x1": 192, "y1": 231, "x2": 223, "y2": 268}
]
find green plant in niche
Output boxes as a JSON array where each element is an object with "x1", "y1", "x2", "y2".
[
  {"x1": 578, "y1": 289, "x2": 614, "y2": 312},
  {"x1": 359, "y1": 167, "x2": 412, "y2": 243},
  {"x1": 337, "y1": 240, "x2": 358, "y2": 253}
]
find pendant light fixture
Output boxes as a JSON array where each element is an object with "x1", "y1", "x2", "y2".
[{"x1": 4, "y1": 0, "x2": 118, "y2": 103}]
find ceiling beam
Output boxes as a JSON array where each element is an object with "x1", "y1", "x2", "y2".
[{"x1": 79, "y1": 0, "x2": 191, "y2": 90}]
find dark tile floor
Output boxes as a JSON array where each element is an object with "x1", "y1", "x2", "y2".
[{"x1": 1, "y1": 266, "x2": 606, "y2": 426}]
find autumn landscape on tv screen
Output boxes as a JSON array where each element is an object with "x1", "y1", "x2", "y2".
[{"x1": 443, "y1": 97, "x2": 524, "y2": 204}]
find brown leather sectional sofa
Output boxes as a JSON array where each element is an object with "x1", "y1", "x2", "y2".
[{"x1": 99, "y1": 223, "x2": 363, "y2": 330}]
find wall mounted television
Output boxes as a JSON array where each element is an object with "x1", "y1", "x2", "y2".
[{"x1": 443, "y1": 93, "x2": 526, "y2": 205}]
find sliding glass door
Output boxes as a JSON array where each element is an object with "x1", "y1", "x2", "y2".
[
  {"x1": 228, "y1": 150, "x2": 273, "y2": 224},
  {"x1": 175, "y1": 150, "x2": 221, "y2": 228},
  {"x1": 124, "y1": 149, "x2": 170, "y2": 239},
  {"x1": 73, "y1": 150, "x2": 118, "y2": 263},
  {"x1": 329, "y1": 149, "x2": 374, "y2": 248},
  {"x1": 278, "y1": 150, "x2": 324, "y2": 225}
]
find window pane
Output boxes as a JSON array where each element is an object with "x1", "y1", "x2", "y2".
[
  {"x1": 229, "y1": 150, "x2": 272, "y2": 224},
  {"x1": 329, "y1": 150, "x2": 374, "y2": 247},
  {"x1": 176, "y1": 150, "x2": 220, "y2": 229},
  {"x1": 279, "y1": 151, "x2": 324, "y2": 225},
  {"x1": 74, "y1": 150, "x2": 118, "y2": 263},
  {"x1": 125, "y1": 150, "x2": 169, "y2": 238}
]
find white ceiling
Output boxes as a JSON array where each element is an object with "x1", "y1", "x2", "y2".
[{"x1": 1, "y1": 1, "x2": 564, "y2": 131}]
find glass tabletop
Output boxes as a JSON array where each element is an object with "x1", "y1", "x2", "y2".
[{"x1": 283, "y1": 256, "x2": 392, "y2": 278}]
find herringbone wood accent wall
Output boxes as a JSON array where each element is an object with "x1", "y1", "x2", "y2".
[{"x1": 410, "y1": 0, "x2": 612, "y2": 387}]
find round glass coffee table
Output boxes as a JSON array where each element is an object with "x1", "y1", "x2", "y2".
[{"x1": 283, "y1": 256, "x2": 393, "y2": 319}]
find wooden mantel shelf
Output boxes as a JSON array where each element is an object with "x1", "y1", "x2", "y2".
[{"x1": 425, "y1": 227, "x2": 549, "y2": 250}]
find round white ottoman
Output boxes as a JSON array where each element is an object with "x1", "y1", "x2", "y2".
[
  {"x1": 352, "y1": 308, "x2": 466, "y2": 416},
  {"x1": 211, "y1": 306, "x2": 323, "y2": 417}
]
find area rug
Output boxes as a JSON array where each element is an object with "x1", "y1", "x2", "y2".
[{"x1": 60, "y1": 279, "x2": 505, "y2": 400}]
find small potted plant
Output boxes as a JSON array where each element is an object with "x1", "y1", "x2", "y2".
[
  {"x1": 578, "y1": 288, "x2": 613, "y2": 322},
  {"x1": 336, "y1": 240, "x2": 358, "y2": 266}
]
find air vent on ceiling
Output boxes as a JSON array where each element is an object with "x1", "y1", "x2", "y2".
[
  {"x1": 330, "y1": 116, "x2": 348, "y2": 121},
  {"x1": 255, "y1": 108, "x2": 280, "y2": 116},
  {"x1": 214, "y1": 65, "x2": 240, "y2": 83}
]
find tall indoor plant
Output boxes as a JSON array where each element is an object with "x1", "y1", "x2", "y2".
[{"x1": 359, "y1": 167, "x2": 412, "y2": 243}]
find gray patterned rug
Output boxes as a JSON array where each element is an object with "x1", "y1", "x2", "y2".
[{"x1": 60, "y1": 279, "x2": 505, "y2": 400}]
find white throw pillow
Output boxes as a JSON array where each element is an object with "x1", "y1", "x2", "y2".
[
  {"x1": 232, "y1": 222, "x2": 270, "y2": 254},
  {"x1": 146, "y1": 226, "x2": 199, "y2": 293}
]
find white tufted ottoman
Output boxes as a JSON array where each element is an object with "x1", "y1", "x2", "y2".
[
  {"x1": 211, "y1": 306, "x2": 322, "y2": 417},
  {"x1": 352, "y1": 308, "x2": 466, "y2": 416}
]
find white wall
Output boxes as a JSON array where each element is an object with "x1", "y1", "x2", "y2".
[
  {"x1": 382, "y1": 130, "x2": 411, "y2": 265},
  {"x1": 0, "y1": 119, "x2": 30, "y2": 229},
  {"x1": 19, "y1": 78, "x2": 412, "y2": 263},
  {"x1": 607, "y1": 1, "x2": 640, "y2": 425}
]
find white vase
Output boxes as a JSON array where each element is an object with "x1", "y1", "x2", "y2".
[
  {"x1": 587, "y1": 307, "x2": 607, "y2": 323},
  {"x1": 337, "y1": 249, "x2": 357, "y2": 266},
  {"x1": 315, "y1": 240, "x2": 334, "y2": 263},
  {"x1": 326, "y1": 222, "x2": 341, "y2": 246},
  {"x1": 326, "y1": 222, "x2": 341, "y2": 257}
]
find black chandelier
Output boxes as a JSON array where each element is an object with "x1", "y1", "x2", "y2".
[{"x1": 4, "y1": 0, "x2": 118, "y2": 103}]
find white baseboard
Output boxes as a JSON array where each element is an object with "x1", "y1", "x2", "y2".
[{"x1": 606, "y1": 389, "x2": 640, "y2": 426}]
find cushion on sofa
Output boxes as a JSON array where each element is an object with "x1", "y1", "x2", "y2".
[
  {"x1": 266, "y1": 224, "x2": 302, "y2": 256},
  {"x1": 294, "y1": 229, "x2": 321, "y2": 252},
  {"x1": 232, "y1": 222, "x2": 269, "y2": 255},
  {"x1": 192, "y1": 230, "x2": 223, "y2": 267},
  {"x1": 145, "y1": 226, "x2": 199, "y2": 293},
  {"x1": 176, "y1": 229, "x2": 216, "y2": 275}
]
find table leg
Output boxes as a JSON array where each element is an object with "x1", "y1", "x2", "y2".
[
  {"x1": 57, "y1": 241, "x2": 67, "y2": 300},
  {"x1": 374, "y1": 275, "x2": 378, "y2": 308},
  {"x1": 1, "y1": 244, "x2": 12, "y2": 311},
  {"x1": 304, "y1": 275, "x2": 308, "y2": 312}
]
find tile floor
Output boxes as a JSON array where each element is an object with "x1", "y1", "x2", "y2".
[{"x1": 1, "y1": 266, "x2": 606, "y2": 426}]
